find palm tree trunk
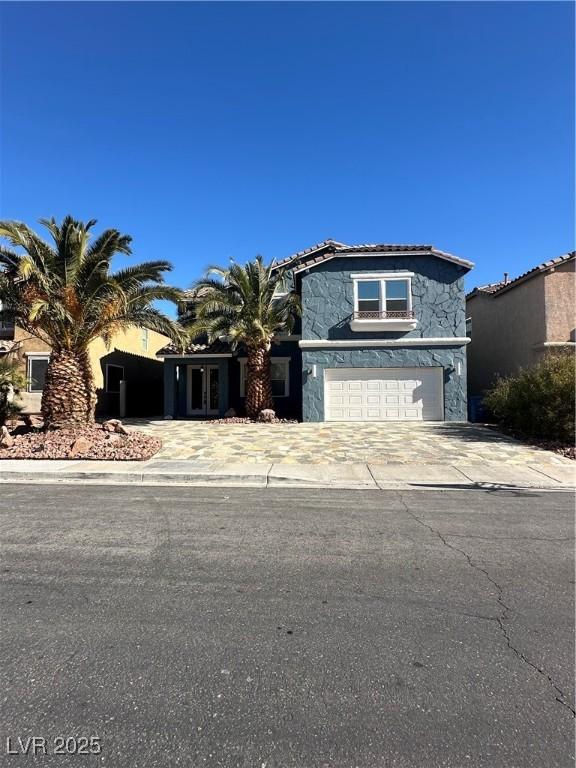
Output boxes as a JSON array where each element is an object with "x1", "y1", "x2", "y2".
[
  {"x1": 245, "y1": 346, "x2": 273, "y2": 418},
  {"x1": 41, "y1": 349, "x2": 97, "y2": 429}
]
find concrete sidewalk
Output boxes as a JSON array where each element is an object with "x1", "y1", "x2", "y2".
[{"x1": 0, "y1": 457, "x2": 574, "y2": 490}]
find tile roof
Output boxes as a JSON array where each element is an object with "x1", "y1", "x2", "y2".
[
  {"x1": 156, "y1": 339, "x2": 232, "y2": 357},
  {"x1": 470, "y1": 281, "x2": 507, "y2": 296},
  {"x1": 273, "y1": 239, "x2": 346, "y2": 269},
  {"x1": 281, "y1": 242, "x2": 474, "y2": 272},
  {"x1": 467, "y1": 251, "x2": 575, "y2": 299},
  {"x1": 180, "y1": 285, "x2": 215, "y2": 301},
  {"x1": 494, "y1": 252, "x2": 575, "y2": 294}
]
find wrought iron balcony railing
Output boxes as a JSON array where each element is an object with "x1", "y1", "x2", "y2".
[{"x1": 353, "y1": 310, "x2": 415, "y2": 320}]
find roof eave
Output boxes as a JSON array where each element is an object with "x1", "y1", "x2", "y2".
[
  {"x1": 491, "y1": 252, "x2": 575, "y2": 296},
  {"x1": 293, "y1": 248, "x2": 473, "y2": 275}
]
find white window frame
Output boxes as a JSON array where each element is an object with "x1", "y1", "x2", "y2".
[
  {"x1": 105, "y1": 364, "x2": 124, "y2": 394},
  {"x1": 26, "y1": 354, "x2": 50, "y2": 393},
  {"x1": 352, "y1": 272, "x2": 414, "y2": 315},
  {"x1": 239, "y1": 357, "x2": 290, "y2": 398},
  {"x1": 141, "y1": 327, "x2": 149, "y2": 351}
]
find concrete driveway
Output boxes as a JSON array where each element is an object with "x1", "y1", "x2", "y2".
[{"x1": 127, "y1": 419, "x2": 572, "y2": 467}]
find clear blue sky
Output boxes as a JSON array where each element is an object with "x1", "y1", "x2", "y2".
[{"x1": 1, "y1": 1, "x2": 574, "y2": 302}]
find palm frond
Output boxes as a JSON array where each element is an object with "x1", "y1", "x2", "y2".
[{"x1": 0, "y1": 216, "x2": 181, "y2": 354}]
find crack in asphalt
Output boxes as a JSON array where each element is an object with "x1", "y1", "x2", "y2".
[
  {"x1": 398, "y1": 492, "x2": 576, "y2": 718},
  {"x1": 436, "y1": 533, "x2": 575, "y2": 543}
]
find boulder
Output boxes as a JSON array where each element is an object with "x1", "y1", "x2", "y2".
[
  {"x1": 0, "y1": 425, "x2": 14, "y2": 449},
  {"x1": 68, "y1": 435, "x2": 92, "y2": 457},
  {"x1": 258, "y1": 409, "x2": 276, "y2": 423},
  {"x1": 224, "y1": 408, "x2": 237, "y2": 418},
  {"x1": 102, "y1": 419, "x2": 129, "y2": 435},
  {"x1": 102, "y1": 419, "x2": 121, "y2": 432}
]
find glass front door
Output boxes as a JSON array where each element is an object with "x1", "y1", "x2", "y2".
[{"x1": 187, "y1": 365, "x2": 220, "y2": 416}]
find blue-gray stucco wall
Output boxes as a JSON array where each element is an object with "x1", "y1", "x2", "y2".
[
  {"x1": 163, "y1": 357, "x2": 230, "y2": 418},
  {"x1": 301, "y1": 255, "x2": 467, "y2": 340},
  {"x1": 162, "y1": 341, "x2": 302, "y2": 419},
  {"x1": 302, "y1": 346, "x2": 467, "y2": 421},
  {"x1": 228, "y1": 341, "x2": 302, "y2": 419},
  {"x1": 299, "y1": 255, "x2": 469, "y2": 421}
]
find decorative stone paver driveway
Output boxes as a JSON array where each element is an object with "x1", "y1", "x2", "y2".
[{"x1": 125, "y1": 420, "x2": 573, "y2": 467}]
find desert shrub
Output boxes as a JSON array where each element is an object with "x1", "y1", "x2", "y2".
[
  {"x1": 484, "y1": 352, "x2": 575, "y2": 443},
  {"x1": 0, "y1": 357, "x2": 26, "y2": 425}
]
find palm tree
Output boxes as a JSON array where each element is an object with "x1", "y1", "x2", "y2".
[
  {"x1": 188, "y1": 256, "x2": 301, "y2": 418},
  {"x1": 0, "y1": 216, "x2": 184, "y2": 429}
]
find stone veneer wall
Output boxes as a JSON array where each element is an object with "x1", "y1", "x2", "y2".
[
  {"x1": 300, "y1": 255, "x2": 468, "y2": 341},
  {"x1": 302, "y1": 347, "x2": 467, "y2": 422},
  {"x1": 299, "y1": 254, "x2": 469, "y2": 421}
]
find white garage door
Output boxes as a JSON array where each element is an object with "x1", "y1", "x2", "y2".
[{"x1": 325, "y1": 367, "x2": 443, "y2": 421}]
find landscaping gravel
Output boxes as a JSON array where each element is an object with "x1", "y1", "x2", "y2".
[
  {"x1": 208, "y1": 417, "x2": 298, "y2": 425},
  {"x1": 0, "y1": 425, "x2": 161, "y2": 461}
]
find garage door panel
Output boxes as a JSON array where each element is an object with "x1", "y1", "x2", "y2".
[{"x1": 325, "y1": 367, "x2": 443, "y2": 422}]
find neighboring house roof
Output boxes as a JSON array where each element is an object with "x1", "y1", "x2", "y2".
[
  {"x1": 179, "y1": 284, "x2": 215, "y2": 301},
  {"x1": 281, "y1": 241, "x2": 474, "y2": 273},
  {"x1": 156, "y1": 339, "x2": 232, "y2": 357},
  {"x1": 468, "y1": 281, "x2": 507, "y2": 296},
  {"x1": 466, "y1": 251, "x2": 575, "y2": 299}
]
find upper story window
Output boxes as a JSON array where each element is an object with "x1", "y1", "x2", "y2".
[
  {"x1": 385, "y1": 280, "x2": 409, "y2": 313},
  {"x1": 357, "y1": 281, "x2": 381, "y2": 313},
  {"x1": 351, "y1": 272, "x2": 417, "y2": 331},
  {"x1": 141, "y1": 327, "x2": 149, "y2": 351}
]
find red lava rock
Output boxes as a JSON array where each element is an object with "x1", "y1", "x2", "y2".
[
  {"x1": 24, "y1": 415, "x2": 44, "y2": 430},
  {"x1": 68, "y1": 435, "x2": 93, "y2": 457},
  {"x1": 102, "y1": 418, "x2": 129, "y2": 435},
  {"x1": 0, "y1": 426, "x2": 161, "y2": 461},
  {"x1": 208, "y1": 417, "x2": 297, "y2": 425}
]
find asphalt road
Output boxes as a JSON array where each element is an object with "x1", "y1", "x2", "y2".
[{"x1": 0, "y1": 484, "x2": 574, "y2": 768}]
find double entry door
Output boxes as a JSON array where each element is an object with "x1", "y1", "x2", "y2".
[{"x1": 187, "y1": 364, "x2": 220, "y2": 416}]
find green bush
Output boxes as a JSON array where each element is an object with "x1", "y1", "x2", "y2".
[
  {"x1": 0, "y1": 357, "x2": 26, "y2": 426},
  {"x1": 484, "y1": 353, "x2": 575, "y2": 444}
]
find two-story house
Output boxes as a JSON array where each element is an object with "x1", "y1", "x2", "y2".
[
  {"x1": 159, "y1": 240, "x2": 473, "y2": 422},
  {"x1": 466, "y1": 251, "x2": 575, "y2": 397}
]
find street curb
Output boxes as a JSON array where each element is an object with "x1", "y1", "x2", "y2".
[{"x1": 0, "y1": 470, "x2": 573, "y2": 492}]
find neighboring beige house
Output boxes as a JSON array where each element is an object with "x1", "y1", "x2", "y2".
[
  {"x1": 466, "y1": 252, "x2": 575, "y2": 397},
  {"x1": 0, "y1": 321, "x2": 170, "y2": 416}
]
